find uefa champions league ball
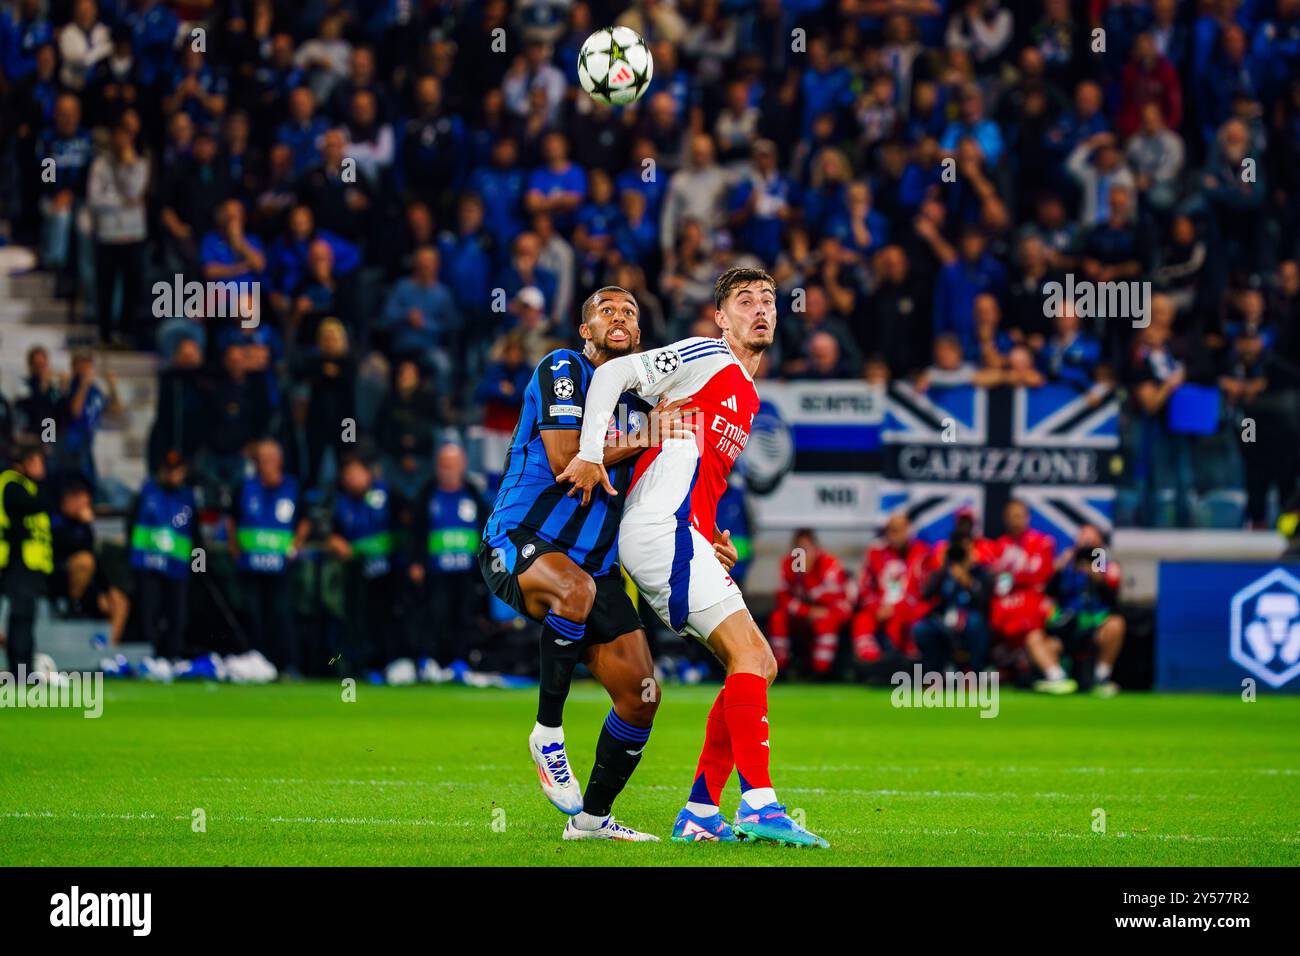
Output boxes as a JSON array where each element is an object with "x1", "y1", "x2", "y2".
[{"x1": 577, "y1": 26, "x2": 653, "y2": 106}]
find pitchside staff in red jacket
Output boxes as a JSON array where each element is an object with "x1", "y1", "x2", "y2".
[
  {"x1": 850, "y1": 513, "x2": 930, "y2": 665},
  {"x1": 986, "y1": 499, "x2": 1056, "y2": 657},
  {"x1": 769, "y1": 528, "x2": 854, "y2": 675}
]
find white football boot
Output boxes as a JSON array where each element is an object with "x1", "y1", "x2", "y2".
[
  {"x1": 528, "y1": 723, "x2": 584, "y2": 815},
  {"x1": 563, "y1": 814, "x2": 661, "y2": 842}
]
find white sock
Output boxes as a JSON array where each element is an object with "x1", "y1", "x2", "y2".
[
  {"x1": 741, "y1": 786, "x2": 777, "y2": 808},
  {"x1": 532, "y1": 721, "x2": 564, "y2": 744},
  {"x1": 685, "y1": 801, "x2": 718, "y2": 817},
  {"x1": 571, "y1": 811, "x2": 607, "y2": 830},
  {"x1": 1094, "y1": 662, "x2": 1113, "y2": 682},
  {"x1": 1045, "y1": 665, "x2": 1066, "y2": 682}
]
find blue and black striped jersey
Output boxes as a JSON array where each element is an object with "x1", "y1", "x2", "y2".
[{"x1": 483, "y1": 348, "x2": 649, "y2": 576}]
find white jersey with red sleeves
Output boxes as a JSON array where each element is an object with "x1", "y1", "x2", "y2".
[
  {"x1": 575, "y1": 335, "x2": 761, "y2": 639},
  {"x1": 577, "y1": 335, "x2": 760, "y2": 532}
]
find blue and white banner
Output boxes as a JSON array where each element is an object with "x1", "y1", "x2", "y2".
[
  {"x1": 881, "y1": 383, "x2": 1121, "y2": 550},
  {"x1": 741, "y1": 380, "x2": 885, "y2": 530},
  {"x1": 1157, "y1": 562, "x2": 1300, "y2": 692}
]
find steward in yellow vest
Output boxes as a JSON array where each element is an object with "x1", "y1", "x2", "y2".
[{"x1": 0, "y1": 441, "x2": 53, "y2": 673}]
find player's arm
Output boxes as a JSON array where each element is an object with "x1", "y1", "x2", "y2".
[
  {"x1": 557, "y1": 345, "x2": 692, "y2": 505},
  {"x1": 542, "y1": 393, "x2": 697, "y2": 476},
  {"x1": 541, "y1": 427, "x2": 632, "y2": 475}
]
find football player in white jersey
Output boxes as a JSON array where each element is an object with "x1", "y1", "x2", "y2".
[{"x1": 558, "y1": 268, "x2": 830, "y2": 847}]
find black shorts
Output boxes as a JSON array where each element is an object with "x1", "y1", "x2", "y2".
[
  {"x1": 477, "y1": 528, "x2": 642, "y2": 645},
  {"x1": 1048, "y1": 609, "x2": 1109, "y2": 653}
]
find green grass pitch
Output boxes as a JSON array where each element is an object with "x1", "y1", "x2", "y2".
[{"x1": 2, "y1": 681, "x2": 1297, "y2": 866}]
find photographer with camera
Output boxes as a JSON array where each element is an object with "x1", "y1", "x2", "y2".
[
  {"x1": 913, "y1": 535, "x2": 993, "y2": 675},
  {"x1": 1030, "y1": 525, "x2": 1125, "y2": 697}
]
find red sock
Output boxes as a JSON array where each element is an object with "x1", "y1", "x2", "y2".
[
  {"x1": 722, "y1": 672, "x2": 771, "y2": 791},
  {"x1": 687, "y1": 687, "x2": 732, "y2": 806}
]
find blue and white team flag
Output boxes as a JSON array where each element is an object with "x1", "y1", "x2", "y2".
[{"x1": 881, "y1": 383, "x2": 1121, "y2": 549}]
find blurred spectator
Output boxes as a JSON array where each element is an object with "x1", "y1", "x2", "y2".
[
  {"x1": 1218, "y1": 324, "x2": 1300, "y2": 527},
  {"x1": 379, "y1": 246, "x2": 462, "y2": 375},
  {"x1": 728, "y1": 139, "x2": 796, "y2": 263},
  {"x1": 933, "y1": 226, "x2": 1007, "y2": 352},
  {"x1": 1039, "y1": 302, "x2": 1103, "y2": 391},
  {"x1": 525, "y1": 131, "x2": 587, "y2": 235},
  {"x1": 1126, "y1": 295, "x2": 1195, "y2": 527},
  {"x1": 496, "y1": 231, "x2": 558, "y2": 323},
  {"x1": 164, "y1": 44, "x2": 227, "y2": 126},
  {"x1": 1067, "y1": 132, "x2": 1137, "y2": 227},
  {"x1": 57, "y1": 0, "x2": 110, "y2": 93},
  {"x1": 945, "y1": 1, "x2": 1013, "y2": 76},
  {"x1": 201, "y1": 197, "x2": 267, "y2": 286},
  {"x1": 438, "y1": 194, "x2": 496, "y2": 320},
  {"x1": 779, "y1": 284, "x2": 860, "y2": 378},
  {"x1": 199, "y1": 345, "x2": 273, "y2": 492},
  {"x1": 475, "y1": 334, "x2": 532, "y2": 485},
  {"x1": 50, "y1": 477, "x2": 129, "y2": 643},
  {"x1": 36, "y1": 92, "x2": 93, "y2": 295},
  {"x1": 1151, "y1": 215, "x2": 1207, "y2": 318},
  {"x1": 864, "y1": 245, "x2": 930, "y2": 377},
  {"x1": 1125, "y1": 102, "x2": 1185, "y2": 216},
  {"x1": 967, "y1": 292, "x2": 1014, "y2": 369},
  {"x1": 87, "y1": 121, "x2": 149, "y2": 345},
  {"x1": 1116, "y1": 32, "x2": 1182, "y2": 140},
  {"x1": 940, "y1": 83, "x2": 1005, "y2": 165},
  {"x1": 295, "y1": 318, "x2": 357, "y2": 490},
  {"x1": 149, "y1": 334, "x2": 204, "y2": 469},
  {"x1": 376, "y1": 359, "x2": 444, "y2": 502},
  {"x1": 660, "y1": 133, "x2": 730, "y2": 254},
  {"x1": 56, "y1": 350, "x2": 120, "y2": 492},
  {"x1": 15, "y1": 346, "x2": 62, "y2": 438},
  {"x1": 275, "y1": 86, "x2": 329, "y2": 178},
  {"x1": 160, "y1": 128, "x2": 228, "y2": 270}
]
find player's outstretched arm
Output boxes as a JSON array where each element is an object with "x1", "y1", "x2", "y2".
[{"x1": 575, "y1": 353, "x2": 644, "y2": 465}]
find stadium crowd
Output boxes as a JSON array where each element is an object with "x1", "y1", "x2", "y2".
[{"x1": 2, "y1": 0, "x2": 1299, "y2": 682}]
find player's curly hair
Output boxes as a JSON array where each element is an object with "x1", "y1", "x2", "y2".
[{"x1": 713, "y1": 267, "x2": 776, "y2": 309}]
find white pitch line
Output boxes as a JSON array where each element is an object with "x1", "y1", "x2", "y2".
[
  {"x1": 821, "y1": 825, "x2": 1300, "y2": 845},
  {"x1": 3, "y1": 810, "x2": 1295, "y2": 845},
  {"x1": 781, "y1": 765, "x2": 1300, "y2": 776},
  {"x1": 0, "y1": 809, "x2": 474, "y2": 829},
  {"x1": 88, "y1": 775, "x2": 1229, "y2": 802}
]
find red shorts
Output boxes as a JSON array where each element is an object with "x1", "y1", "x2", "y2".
[
  {"x1": 990, "y1": 591, "x2": 1052, "y2": 645},
  {"x1": 852, "y1": 601, "x2": 921, "y2": 644}
]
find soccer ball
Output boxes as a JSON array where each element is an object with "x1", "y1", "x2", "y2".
[{"x1": 577, "y1": 26, "x2": 653, "y2": 106}]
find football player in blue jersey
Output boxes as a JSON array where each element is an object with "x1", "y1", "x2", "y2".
[{"x1": 478, "y1": 286, "x2": 704, "y2": 840}]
